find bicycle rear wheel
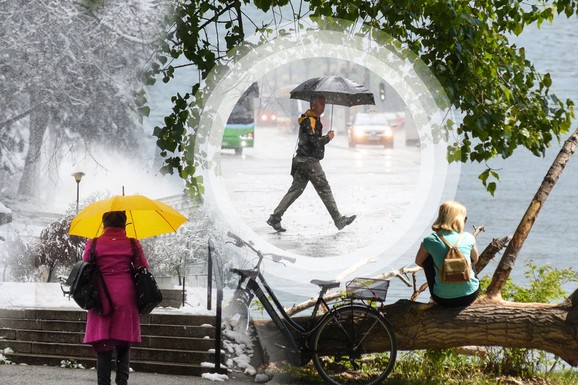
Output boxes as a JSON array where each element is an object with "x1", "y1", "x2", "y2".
[{"x1": 312, "y1": 305, "x2": 396, "y2": 385}]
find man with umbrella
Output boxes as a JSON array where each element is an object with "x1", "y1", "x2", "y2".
[{"x1": 267, "y1": 93, "x2": 356, "y2": 232}]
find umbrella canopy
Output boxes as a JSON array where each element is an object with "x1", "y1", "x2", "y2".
[
  {"x1": 289, "y1": 76, "x2": 375, "y2": 107},
  {"x1": 69, "y1": 195, "x2": 188, "y2": 240}
]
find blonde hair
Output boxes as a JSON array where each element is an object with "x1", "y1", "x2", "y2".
[{"x1": 431, "y1": 201, "x2": 467, "y2": 232}]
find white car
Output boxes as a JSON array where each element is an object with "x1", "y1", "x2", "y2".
[{"x1": 348, "y1": 112, "x2": 394, "y2": 148}]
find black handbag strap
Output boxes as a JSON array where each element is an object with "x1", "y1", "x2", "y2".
[
  {"x1": 89, "y1": 237, "x2": 97, "y2": 263},
  {"x1": 129, "y1": 238, "x2": 140, "y2": 269},
  {"x1": 90, "y1": 238, "x2": 114, "y2": 317}
]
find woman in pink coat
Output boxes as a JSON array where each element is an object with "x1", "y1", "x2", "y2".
[{"x1": 82, "y1": 211, "x2": 149, "y2": 385}]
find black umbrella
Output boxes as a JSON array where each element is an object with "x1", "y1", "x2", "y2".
[{"x1": 289, "y1": 76, "x2": 375, "y2": 107}]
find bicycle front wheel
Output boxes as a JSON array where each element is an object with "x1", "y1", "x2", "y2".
[{"x1": 312, "y1": 305, "x2": 397, "y2": 385}]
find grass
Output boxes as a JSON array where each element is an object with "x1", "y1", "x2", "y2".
[{"x1": 262, "y1": 354, "x2": 578, "y2": 385}]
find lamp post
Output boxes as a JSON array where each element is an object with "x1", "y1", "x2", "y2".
[{"x1": 72, "y1": 172, "x2": 85, "y2": 214}]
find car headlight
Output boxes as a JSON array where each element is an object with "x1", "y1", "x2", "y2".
[
  {"x1": 354, "y1": 127, "x2": 365, "y2": 137},
  {"x1": 384, "y1": 127, "x2": 393, "y2": 137}
]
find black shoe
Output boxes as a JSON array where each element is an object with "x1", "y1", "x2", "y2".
[
  {"x1": 267, "y1": 215, "x2": 286, "y2": 232},
  {"x1": 336, "y1": 215, "x2": 356, "y2": 230}
]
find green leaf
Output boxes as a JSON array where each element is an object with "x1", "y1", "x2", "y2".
[
  {"x1": 487, "y1": 182, "x2": 497, "y2": 196},
  {"x1": 543, "y1": 73, "x2": 552, "y2": 88}
]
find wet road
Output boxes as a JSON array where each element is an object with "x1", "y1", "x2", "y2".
[{"x1": 219, "y1": 125, "x2": 421, "y2": 260}]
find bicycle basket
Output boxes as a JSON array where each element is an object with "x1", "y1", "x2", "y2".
[{"x1": 346, "y1": 278, "x2": 390, "y2": 302}]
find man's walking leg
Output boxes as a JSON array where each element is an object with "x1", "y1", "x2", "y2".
[
  {"x1": 268, "y1": 170, "x2": 308, "y2": 232},
  {"x1": 309, "y1": 160, "x2": 356, "y2": 230}
]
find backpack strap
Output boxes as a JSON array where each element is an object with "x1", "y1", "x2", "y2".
[{"x1": 436, "y1": 232, "x2": 464, "y2": 249}]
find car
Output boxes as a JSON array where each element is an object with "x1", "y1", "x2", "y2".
[
  {"x1": 383, "y1": 111, "x2": 406, "y2": 130},
  {"x1": 347, "y1": 112, "x2": 394, "y2": 148},
  {"x1": 257, "y1": 108, "x2": 278, "y2": 126}
]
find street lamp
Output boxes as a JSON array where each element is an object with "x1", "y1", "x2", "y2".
[{"x1": 72, "y1": 172, "x2": 85, "y2": 214}]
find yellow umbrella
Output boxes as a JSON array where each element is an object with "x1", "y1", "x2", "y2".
[{"x1": 68, "y1": 195, "x2": 188, "y2": 239}]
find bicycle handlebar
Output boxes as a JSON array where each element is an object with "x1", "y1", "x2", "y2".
[
  {"x1": 271, "y1": 253, "x2": 297, "y2": 264},
  {"x1": 227, "y1": 231, "x2": 245, "y2": 248},
  {"x1": 227, "y1": 231, "x2": 296, "y2": 264}
]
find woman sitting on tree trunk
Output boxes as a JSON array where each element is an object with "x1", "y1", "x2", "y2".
[{"x1": 415, "y1": 200, "x2": 480, "y2": 307}]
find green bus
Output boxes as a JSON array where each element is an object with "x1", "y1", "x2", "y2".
[{"x1": 222, "y1": 83, "x2": 259, "y2": 155}]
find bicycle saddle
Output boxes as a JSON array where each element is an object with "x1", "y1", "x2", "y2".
[{"x1": 310, "y1": 279, "x2": 340, "y2": 290}]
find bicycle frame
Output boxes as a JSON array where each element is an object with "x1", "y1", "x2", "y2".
[
  {"x1": 225, "y1": 232, "x2": 397, "y2": 385},
  {"x1": 231, "y1": 267, "x2": 335, "y2": 355}
]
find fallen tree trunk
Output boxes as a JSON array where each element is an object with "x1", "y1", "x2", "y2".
[
  {"x1": 253, "y1": 289, "x2": 578, "y2": 367},
  {"x1": 386, "y1": 292, "x2": 578, "y2": 366}
]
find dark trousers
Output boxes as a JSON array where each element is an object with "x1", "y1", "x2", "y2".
[
  {"x1": 422, "y1": 255, "x2": 479, "y2": 307},
  {"x1": 272, "y1": 156, "x2": 341, "y2": 223},
  {"x1": 97, "y1": 346, "x2": 130, "y2": 385}
]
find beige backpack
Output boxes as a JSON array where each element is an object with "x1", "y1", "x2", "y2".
[{"x1": 437, "y1": 232, "x2": 471, "y2": 283}]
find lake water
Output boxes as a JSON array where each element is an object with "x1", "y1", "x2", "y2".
[
  {"x1": 385, "y1": 16, "x2": 578, "y2": 301},
  {"x1": 145, "y1": 15, "x2": 578, "y2": 302},
  {"x1": 454, "y1": 16, "x2": 578, "y2": 283}
]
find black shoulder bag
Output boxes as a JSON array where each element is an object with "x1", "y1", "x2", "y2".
[
  {"x1": 66, "y1": 239, "x2": 113, "y2": 316},
  {"x1": 130, "y1": 239, "x2": 163, "y2": 315}
]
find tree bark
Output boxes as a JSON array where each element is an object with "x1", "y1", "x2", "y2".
[
  {"x1": 485, "y1": 128, "x2": 578, "y2": 298},
  {"x1": 385, "y1": 293, "x2": 578, "y2": 366},
  {"x1": 18, "y1": 98, "x2": 50, "y2": 198}
]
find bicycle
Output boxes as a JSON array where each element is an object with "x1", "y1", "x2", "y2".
[{"x1": 224, "y1": 231, "x2": 397, "y2": 385}]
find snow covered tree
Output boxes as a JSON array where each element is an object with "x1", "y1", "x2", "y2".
[
  {"x1": 142, "y1": 204, "x2": 216, "y2": 285},
  {"x1": 0, "y1": 0, "x2": 170, "y2": 197},
  {"x1": 37, "y1": 215, "x2": 85, "y2": 282},
  {"x1": 3, "y1": 236, "x2": 36, "y2": 283}
]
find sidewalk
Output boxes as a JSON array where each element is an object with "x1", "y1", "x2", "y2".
[{"x1": 0, "y1": 364, "x2": 259, "y2": 385}]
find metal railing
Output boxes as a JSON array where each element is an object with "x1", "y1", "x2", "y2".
[{"x1": 207, "y1": 239, "x2": 225, "y2": 373}]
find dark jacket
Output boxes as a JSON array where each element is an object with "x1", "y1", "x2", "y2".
[{"x1": 295, "y1": 110, "x2": 331, "y2": 160}]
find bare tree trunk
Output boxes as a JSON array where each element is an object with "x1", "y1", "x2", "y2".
[
  {"x1": 485, "y1": 128, "x2": 578, "y2": 298},
  {"x1": 18, "y1": 98, "x2": 50, "y2": 198},
  {"x1": 46, "y1": 263, "x2": 55, "y2": 283},
  {"x1": 474, "y1": 236, "x2": 510, "y2": 274}
]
